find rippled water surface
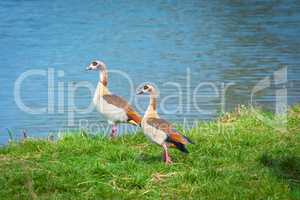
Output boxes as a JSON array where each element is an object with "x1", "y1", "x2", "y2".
[{"x1": 1, "y1": 0, "x2": 300, "y2": 144}]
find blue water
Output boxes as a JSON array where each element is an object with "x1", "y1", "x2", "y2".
[{"x1": 1, "y1": 0, "x2": 300, "y2": 144}]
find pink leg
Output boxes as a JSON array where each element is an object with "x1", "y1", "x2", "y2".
[
  {"x1": 111, "y1": 125, "x2": 117, "y2": 138},
  {"x1": 162, "y1": 143, "x2": 172, "y2": 164}
]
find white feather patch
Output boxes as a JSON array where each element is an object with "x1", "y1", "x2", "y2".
[{"x1": 142, "y1": 119, "x2": 167, "y2": 145}]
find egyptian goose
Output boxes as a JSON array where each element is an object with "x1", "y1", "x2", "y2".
[
  {"x1": 136, "y1": 84, "x2": 193, "y2": 164},
  {"x1": 86, "y1": 60, "x2": 141, "y2": 137}
]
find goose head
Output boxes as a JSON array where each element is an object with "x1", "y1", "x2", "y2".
[
  {"x1": 136, "y1": 83, "x2": 158, "y2": 96},
  {"x1": 86, "y1": 60, "x2": 106, "y2": 71}
]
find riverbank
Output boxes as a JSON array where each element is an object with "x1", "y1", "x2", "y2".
[{"x1": 0, "y1": 106, "x2": 300, "y2": 199}]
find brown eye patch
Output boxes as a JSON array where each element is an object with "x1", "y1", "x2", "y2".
[
  {"x1": 143, "y1": 85, "x2": 149, "y2": 90},
  {"x1": 92, "y1": 61, "x2": 98, "y2": 66}
]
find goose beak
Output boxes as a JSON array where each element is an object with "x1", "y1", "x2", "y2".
[
  {"x1": 136, "y1": 90, "x2": 144, "y2": 95},
  {"x1": 86, "y1": 66, "x2": 92, "y2": 71}
]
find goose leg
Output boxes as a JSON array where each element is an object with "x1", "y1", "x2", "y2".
[
  {"x1": 111, "y1": 125, "x2": 117, "y2": 138},
  {"x1": 162, "y1": 143, "x2": 172, "y2": 164}
]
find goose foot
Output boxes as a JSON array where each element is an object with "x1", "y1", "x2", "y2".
[
  {"x1": 164, "y1": 156, "x2": 173, "y2": 165},
  {"x1": 110, "y1": 125, "x2": 117, "y2": 138},
  {"x1": 162, "y1": 143, "x2": 173, "y2": 165}
]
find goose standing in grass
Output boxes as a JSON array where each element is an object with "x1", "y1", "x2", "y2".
[
  {"x1": 86, "y1": 60, "x2": 141, "y2": 137},
  {"x1": 136, "y1": 84, "x2": 193, "y2": 164}
]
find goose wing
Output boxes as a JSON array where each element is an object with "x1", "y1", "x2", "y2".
[
  {"x1": 146, "y1": 118, "x2": 192, "y2": 145},
  {"x1": 102, "y1": 94, "x2": 141, "y2": 125}
]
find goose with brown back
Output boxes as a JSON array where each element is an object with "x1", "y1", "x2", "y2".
[
  {"x1": 136, "y1": 84, "x2": 193, "y2": 164},
  {"x1": 86, "y1": 60, "x2": 141, "y2": 137}
]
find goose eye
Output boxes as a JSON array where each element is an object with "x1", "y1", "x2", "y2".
[
  {"x1": 92, "y1": 61, "x2": 98, "y2": 66},
  {"x1": 143, "y1": 85, "x2": 149, "y2": 90}
]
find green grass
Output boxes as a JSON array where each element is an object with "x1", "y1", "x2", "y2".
[{"x1": 1, "y1": 106, "x2": 300, "y2": 200}]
